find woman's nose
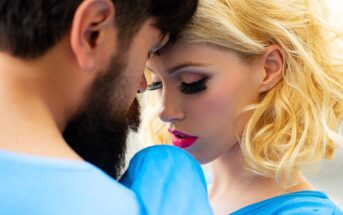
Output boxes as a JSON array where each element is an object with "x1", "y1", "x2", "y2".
[{"x1": 158, "y1": 93, "x2": 184, "y2": 123}]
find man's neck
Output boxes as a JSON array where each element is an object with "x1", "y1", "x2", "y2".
[{"x1": 0, "y1": 54, "x2": 81, "y2": 160}]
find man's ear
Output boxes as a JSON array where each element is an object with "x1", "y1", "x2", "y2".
[
  {"x1": 70, "y1": 0, "x2": 116, "y2": 71},
  {"x1": 258, "y1": 45, "x2": 284, "y2": 93}
]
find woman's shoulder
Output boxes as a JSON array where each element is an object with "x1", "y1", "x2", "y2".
[
  {"x1": 274, "y1": 191, "x2": 343, "y2": 215},
  {"x1": 231, "y1": 191, "x2": 343, "y2": 215}
]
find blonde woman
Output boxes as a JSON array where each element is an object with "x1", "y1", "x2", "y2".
[{"x1": 141, "y1": 0, "x2": 343, "y2": 214}]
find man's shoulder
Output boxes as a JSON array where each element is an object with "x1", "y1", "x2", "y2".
[
  {"x1": 61, "y1": 167, "x2": 142, "y2": 214},
  {"x1": 0, "y1": 151, "x2": 141, "y2": 214}
]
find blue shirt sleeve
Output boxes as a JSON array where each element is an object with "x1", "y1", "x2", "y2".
[
  {"x1": 120, "y1": 145, "x2": 213, "y2": 215},
  {"x1": 274, "y1": 199, "x2": 343, "y2": 215},
  {"x1": 231, "y1": 190, "x2": 343, "y2": 215}
]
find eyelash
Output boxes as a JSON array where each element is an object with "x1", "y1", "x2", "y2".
[
  {"x1": 147, "y1": 77, "x2": 208, "y2": 94},
  {"x1": 147, "y1": 81, "x2": 163, "y2": 90},
  {"x1": 180, "y1": 77, "x2": 208, "y2": 94}
]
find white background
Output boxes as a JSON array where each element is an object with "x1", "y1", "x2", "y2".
[{"x1": 313, "y1": 0, "x2": 343, "y2": 206}]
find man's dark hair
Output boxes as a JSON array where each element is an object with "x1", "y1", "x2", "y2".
[{"x1": 0, "y1": 0, "x2": 198, "y2": 59}]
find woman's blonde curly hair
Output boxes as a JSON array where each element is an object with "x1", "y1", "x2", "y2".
[{"x1": 140, "y1": 0, "x2": 343, "y2": 186}]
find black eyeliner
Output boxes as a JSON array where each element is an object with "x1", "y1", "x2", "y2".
[{"x1": 179, "y1": 77, "x2": 208, "y2": 94}]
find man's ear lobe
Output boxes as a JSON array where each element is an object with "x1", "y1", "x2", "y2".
[
  {"x1": 259, "y1": 45, "x2": 284, "y2": 93},
  {"x1": 70, "y1": 0, "x2": 115, "y2": 71}
]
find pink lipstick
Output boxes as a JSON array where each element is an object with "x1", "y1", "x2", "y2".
[{"x1": 168, "y1": 129, "x2": 198, "y2": 149}]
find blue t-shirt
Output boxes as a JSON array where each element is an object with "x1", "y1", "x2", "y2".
[
  {"x1": 120, "y1": 145, "x2": 214, "y2": 215},
  {"x1": 0, "y1": 145, "x2": 214, "y2": 215},
  {"x1": 230, "y1": 191, "x2": 343, "y2": 215},
  {"x1": 0, "y1": 150, "x2": 142, "y2": 215}
]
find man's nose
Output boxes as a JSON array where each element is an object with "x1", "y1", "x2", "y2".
[{"x1": 137, "y1": 74, "x2": 147, "y2": 93}]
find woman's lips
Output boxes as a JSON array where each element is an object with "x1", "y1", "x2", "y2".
[{"x1": 168, "y1": 129, "x2": 198, "y2": 149}]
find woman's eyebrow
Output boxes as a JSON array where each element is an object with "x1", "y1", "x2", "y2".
[
  {"x1": 146, "y1": 62, "x2": 211, "y2": 75},
  {"x1": 168, "y1": 62, "x2": 212, "y2": 74}
]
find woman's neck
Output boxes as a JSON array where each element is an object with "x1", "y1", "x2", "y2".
[{"x1": 208, "y1": 144, "x2": 313, "y2": 215}]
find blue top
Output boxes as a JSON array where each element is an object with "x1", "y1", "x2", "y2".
[
  {"x1": 0, "y1": 145, "x2": 214, "y2": 215},
  {"x1": 231, "y1": 191, "x2": 343, "y2": 215},
  {"x1": 0, "y1": 150, "x2": 142, "y2": 215},
  {"x1": 120, "y1": 145, "x2": 214, "y2": 215}
]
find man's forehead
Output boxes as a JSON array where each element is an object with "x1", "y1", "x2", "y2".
[
  {"x1": 160, "y1": 34, "x2": 170, "y2": 48},
  {"x1": 146, "y1": 18, "x2": 170, "y2": 48},
  {"x1": 155, "y1": 33, "x2": 170, "y2": 52},
  {"x1": 147, "y1": 28, "x2": 170, "y2": 56}
]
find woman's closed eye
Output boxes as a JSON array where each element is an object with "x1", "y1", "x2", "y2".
[
  {"x1": 147, "y1": 81, "x2": 163, "y2": 90},
  {"x1": 180, "y1": 77, "x2": 208, "y2": 94},
  {"x1": 148, "y1": 77, "x2": 208, "y2": 95}
]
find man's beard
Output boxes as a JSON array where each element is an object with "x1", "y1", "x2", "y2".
[{"x1": 63, "y1": 53, "x2": 141, "y2": 179}]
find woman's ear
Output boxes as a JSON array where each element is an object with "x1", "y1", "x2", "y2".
[
  {"x1": 70, "y1": 0, "x2": 116, "y2": 72},
  {"x1": 258, "y1": 45, "x2": 285, "y2": 93}
]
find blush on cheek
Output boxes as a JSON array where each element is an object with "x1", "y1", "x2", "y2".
[
  {"x1": 197, "y1": 89, "x2": 242, "y2": 136},
  {"x1": 202, "y1": 88, "x2": 238, "y2": 115}
]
